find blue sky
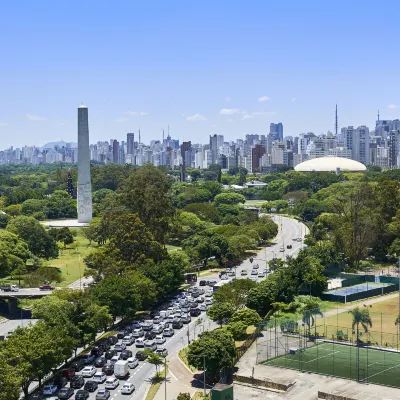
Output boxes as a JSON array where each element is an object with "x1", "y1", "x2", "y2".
[{"x1": 1, "y1": 0, "x2": 400, "y2": 147}]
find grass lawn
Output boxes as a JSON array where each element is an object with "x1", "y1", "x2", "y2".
[
  {"x1": 241, "y1": 200, "x2": 268, "y2": 207},
  {"x1": 179, "y1": 347, "x2": 196, "y2": 372},
  {"x1": 235, "y1": 325, "x2": 256, "y2": 348},
  {"x1": 198, "y1": 268, "x2": 224, "y2": 278},
  {"x1": 323, "y1": 295, "x2": 400, "y2": 346},
  {"x1": 165, "y1": 244, "x2": 182, "y2": 253},
  {"x1": 47, "y1": 228, "x2": 96, "y2": 287},
  {"x1": 145, "y1": 367, "x2": 168, "y2": 400}
]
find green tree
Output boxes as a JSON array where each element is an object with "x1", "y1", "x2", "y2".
[
  {"x1": 206, "y1": 303, "x2": 235, "y2": 326},
  {"x1": 0, "y1": 352, "x2": 21, "y2": 400},
  {"x1": 119, "y1": 164, "x2": 174, "y2": 242},
  {"x1": 224, "y1": 321, "x2": 248, "y2": 340},
  {"x1": 214, "y1": 192, "x2": 246, "y2": 205},
  {"x1": 213, "y1": 278, "x2": 257, "y2": 310},
  {"x1": 230, "y1": 308, "x2": 261, "y2": 327},
  {"x1": 7, "y1": 216, "x2": 58, "y2": 259},
  {"x1": 246, "y1": 278, "x2": 279, "y2": 317},
  {"x1": 177, "y1": 394, "x2": 191, "y2": 400},
  {"x1": 348, "y1": 307, "x2": 372, "y2": 344},
  {"x1": 144, "y1": 350, "x2": 164, "y2": 374},
  {"x1": 187, "y1": 329, "x2": 236, "y2": 376}
]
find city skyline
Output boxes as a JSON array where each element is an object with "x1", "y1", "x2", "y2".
[{"x1": 1, "y1": 1, "x2": 400, "y2": 147}]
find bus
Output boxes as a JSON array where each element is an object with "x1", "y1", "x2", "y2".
[
  {"x1": 184, "y1": 273, "x2": 197, "y2": 284},
  {"x1": 213, "y1": 280, "x2": 229, "y2": 293}
]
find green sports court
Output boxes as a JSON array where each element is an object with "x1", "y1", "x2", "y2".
[{"x1": 264, "y1": 341, "x2": 400, "y2": 387}]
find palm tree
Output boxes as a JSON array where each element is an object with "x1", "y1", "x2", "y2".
[{"x1": 348, "y1": 307, "x2": 372, "y2": 344}]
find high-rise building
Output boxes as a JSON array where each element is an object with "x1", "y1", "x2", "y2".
[
  {"x1": 354, "y1": 126, "x2": 370, "y2": 165},
  {"x1": 180, "y1": 141, "x2": 192, "y2": 167},
  {"x1": 77, "y1": 105, "x2": 92, "y2": 223},
  {"x1": 112, "y1": 140, "x2": 120, "y2": 163},
  {"x1": 251, "y1": 144, "x2": 266, "y2": 172},
  {"x1": 127, "y1": 133, "x2": 135, "y2": 155},
  {"x1": 269, "y1": 123, "x2": 283, "y2": 141}
]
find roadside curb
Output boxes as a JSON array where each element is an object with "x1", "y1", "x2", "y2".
[{"x1": 0, "y1": 318, "x2": 9, "y2": 325}]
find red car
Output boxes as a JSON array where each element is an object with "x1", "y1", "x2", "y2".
[
  {"x1": 39, "y1": 284, "x2": 55, "y2": 290},
  {"x1": 62, "y1": 368, "x2": 76, "y2": 380}
]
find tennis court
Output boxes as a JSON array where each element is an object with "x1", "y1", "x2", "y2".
[
  {"x1": 331, "y1": 282, "x2": 392, "y2": 296},
  {"x1": 264, "y1": 342, "x2": 400, "y2": 387}
]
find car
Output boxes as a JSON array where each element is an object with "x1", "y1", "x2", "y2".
[
  {"x1": 258, "y1": 272, "x2": 265, "y2": 278},
  {"x1": 251, "y1": 269, "x2": 258, "y2": 275},
  {"x1": 155, "y1": 348, "x2": 168, "y2": 356},
  {"x1": 74, "y1": 390, "x2": 89, "y2": 400},
  {"x1": 121, "y1": 383, "x2": 135, "y2": 394},
  {"x1": 250, "y1": 276, "x2": 257, "y2": 281},
  {"x1": 135, "y1": 338, "x2": 145, "y2": 347},
  {"x1": 279, "y1": 247, "x2": 285, "y2": 252},
  {"x1": 297, "y1": 238, "x2": 302, "y2": 242},
  {"x1": 104, "y1": 349, "x2": 117, "y2": 360},
  {"x1": 83, "y1": 380, "x2": 98, "y2": 392},
  {"x1": 43, "y1": 385, "x2": 58, "y2": 395},
  {"x1": 287, "y1": 244, "x2": 292, "y2": 249},
  {"x1": 39, "y1": 284, "x2": 55, "y2": 290},
  {"x1": 228, "y1": 271, "x2": 235, "y2": 277},
  {"x1": 155, "y1": 334, "x2": 166, "y2": 344},
  {"x1": 253, "y1": 264, "x2": 259, "y2": 269},
  {"x1": 110, "y1": 355, "x2": 119, "y2": 364},
  {"x1": 127, "y1": 357, "x2": 139, "y2": 369},
  {"x1": 54, "y1": 375, "x2": 68, "y2": 388},
  {"x1": 95, "y1": 389, "x2": 110, "y2": 399},
  {"x1": 119, "y1": 349, "x2": 133, "y2": 360},
  {"x1": 106, "y1": 335, "x2": 118, "y2": 345},
  {"x1": 196, "y1": 297, "x2": 204, "y2": 303},
  {"x1": 181, "y1": 315, "x2": 191, "y2": 324},
  {"x1": 144, "y1": 340, "x2": 157, "y2": 351},
  {"x1": 117, "y1": 330, "x2": 127, "y2": 339},
  {"x1": 163, "y1": 327, "x2": 174, "y2": 337},
  {"x1": 122, "y1": 336, "x2": 134, "y2": 346},
  {"x1": 94, "y1": 356, "x2": 107, "y2": 367},
  {"x1": 205, "y1": 291, "x2": 212, "y2": 297},
  {"x1": 172, "y1": 319, "x2": 183, "y2": 329},
  {"x1": 152, "y1": 325, "x2": 164, "y2": 334},
  {"x1": 82, "y1": 354, "x2": 96, "y2": 365},
  {"x1": 131, "y1": 328, "x2": 144, "y2": 338},
  {"x1": 102, "y1": 364, "x2": 114, "y2": 375},
  {"x1": 81, "y1": 366, "x2": 96, "y2": 378},
  {"x1": 114, "y1": 342, "x2": 126, "y2": 352},
  {"x1": 190, "y1": 308, "x2": 201, "y2": 317},
  {"x1": 199, "y1": 280, "x2": 207, "y2": 286},
  {"x1": 205, "y1": 299, "x2": 213, "y2": 305},
  {"x1": 240, "y1": 270, "x2": 248, "y2": 276},
  {"x1": 57, "y1": 387, "x2": 74, "y2": 399},
  {"x1": 70, "y1": 358, "x2": 85, "y2": 372},
  {"x1": 70, "y1": 376, "x2": 85, "y2": 389},
  {"x1": 91, "y1": 345, "x2": 105, "y2": 356},
  {"x1": 199, "y1": 304, "x2": 207, "y2": 312},
  {"x1": 135, "y1": 351, "x2": 148, "y2": 361},
  {"x1": 62, "y1": 368, "x2": 76, "y2": 380},
  {"x1": 92, "y1": 372, "x2": 107, "y2": 383},
  {"x1": 207, "y1": 280, "x2": 217, "y2": 286},
  {"x1": 145, "y1": 331, "x2": 157, "y2": 340},
  {"x1": 105, "y1": 377, "x2": 119, "y2": 390},
  {"x1": 220, "y1": 275, "x2": 228, "y2": 280}
]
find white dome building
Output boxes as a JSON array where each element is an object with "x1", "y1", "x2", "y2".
[{"x1": 294, "y1": 157, "x2": 367, "y2": 173}]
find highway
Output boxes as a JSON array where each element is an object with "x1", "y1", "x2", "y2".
[{"x1": 81, "y1": 216, "x2": 308, "y2": 400}]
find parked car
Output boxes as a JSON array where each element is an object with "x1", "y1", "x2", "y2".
[
  {"x1": 163, "y1": 327, "x2": 174, "y2": 337},
  {"x1": 92, "y1": 372, "x2": 107, "y2": 383},
  {"x1": 127, "y1": 357, "x2": 139, "y2": 369},
  {"x1": 95, "y1": 389, "x2": 110, "y2": 400},
  {"x1": 83, "y1": 380, "x2": 98, "y2": 392},
  {"x1": 57, "y1": 387, "x2": 74, "y2": 399},
  {"x1": 102, "y1": 364, "x2": 114, "y2": 376},
  {"x1": 119, "y1": 349, "x2": 133, "y2": 360},
  {"x1": 94, "y1": 356, "x2": 107, "y2": 367},
  {"x1": 54, "y1": 375, "x2": 68, "y2": 388},
  {"x1": 135, "y1": 351, "x2": 148, "y2": 361},
  {"x1": 70, "y1": 376, "x2": 85, "y2": 389},
  {"x1": 43, "y1": 385, "x2": 58, "y2": 395},
  {"x1": 105, "y1": 377, "x2": 119, "y2": 390},
  {"x1": 74, "y1": 390, "x2": 89, "y2": 400},
  {"x1": 155, "y1": 348, "x2": 168, "y2": 356},
  {"x1": 81, "y1": 366, "x2": 96, "y2": 378},
  {"x1": 121, "y1": 383, "x2": 135, "y2": 394},
  {"x1": 39, "y1": 284, "x2": 55, "y2": 290}
]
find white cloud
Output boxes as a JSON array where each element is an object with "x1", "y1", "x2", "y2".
[
  {"x1": 225, "y1": 96, "x2": 232, "y2": 102},
  {"x1": 116, "y1": 117, "x2": 128, "y2": 122},
  {"x1": 124, "y1": 111, "x2": 148, "y2": 116},
  {"x1": 26, "y1": 113, "x2": 46, "y2": 121},
  {"x1": 242, "y1": 111, "x2": 276, "y2": 120},
  {"x1": 186, "y1": 113, "x2": 207, "y2": 121},
  {"x1": 291, "y1": 97, "x2": 297, "y2": 102},
  {"x1": 388, "y1": 104, "x2": 398, "y2": 109},
  {"x1": 220, "y1": 108, "x2": 240, "y2": 115},
  {"x1": 258, "y1": 96, "x2": 270, "y2": 102}
]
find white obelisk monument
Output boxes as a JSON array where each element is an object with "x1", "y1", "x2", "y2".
[{"x1": 77, "y1": 105, "x2": 92, "y2": 223}]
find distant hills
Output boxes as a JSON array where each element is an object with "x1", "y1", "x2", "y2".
[{"x1": 41, "y1": 141, "x2": 77, "y2": 149}]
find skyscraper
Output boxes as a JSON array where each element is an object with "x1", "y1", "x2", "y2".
[
  {"x1": 269, "y1": 123, "x2": 283, "y2": 141},
  {"x1": 112, "y1": 140, "x2": 119, "y2": 163},
  {"x1": 77, "y1": 105, "x2": 92, "y2": 223},
  {"x1": 127, "y1": 133, "x2": 135, "y2": 155}
]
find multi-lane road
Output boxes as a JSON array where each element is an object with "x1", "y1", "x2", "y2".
[{"x1": 0, "y1": 215, "x2": 307, "y2": 399}]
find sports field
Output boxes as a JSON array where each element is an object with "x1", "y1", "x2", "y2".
[{"x1": 264, "y1": 342, "x2": 400, "y2": 387}]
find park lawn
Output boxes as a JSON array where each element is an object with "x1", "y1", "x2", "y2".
[
  {"x1": 198, "y1": 268, "x2": 224, "y2": 278},
  {"x1": 323, "y1": 295, "x2": 400, "y2": 344},
  {"x1": 241, "y1": 200, "x2": 268, "y2": 207},
  {"x1": 145, "y1": 367, "x2": 168, "y2": 400},
  {"x1": 235, "y1": 325, "x2": 256, "y2": 348},
  {"x1": 48, "y1": 228, "x2": 96, "y2": 287}
]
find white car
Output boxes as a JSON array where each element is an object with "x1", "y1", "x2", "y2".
[
  {"x1": 199, "y1": 304, "x2": 207, "y2": 312},
  {"x1": 156, "y1": 334, "x2": 166, "y2": 344},
  {"x1": 258, "y1": 272, "x2": 265, "y2": 278},
  {"x1": 240, "y1": 270, "x2": 248, "y2": 276},
  {"x1": 42, "y1": 385, "x2": 58, "y2": 395},
  {"x1": 205, "y1": 299, "x2": 213, "y2": 305},
  {"x1": 93, "y1": 371, "x2": 107, "y2": 383},
  {"x1": 121, "y1": 383, "x2": 135, "y2": 394},
  {"x1": 105, "y1": 377, "x2": 119, "y2": 389},
  {"x1": 127, "y1": 357, "x2": 139, "y2": 369},
  {"x1": 135, "y1": 338, "x2": 145, "y2": 347},
  {"x1": 253, "y1": 264, "x2": 259, "y2": 269},
  {"x1": 205, "y1": 291, "x2": 213, "y2": 297},
  {"x1": 250, "y1": 276, "x2": 257, "y2": 281},
  {"x1": 132, "y1": 328, "x2": 144, "y2": 338},
  {"x1": 279, "y1": 247, "x2": 285, "y2": 252},
  {"x1": 81, "y1": 366, "x2": 96, "y2": 377},
  {"x1": 110, "y1": 355, "x2": 119, "y2": 364}
]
